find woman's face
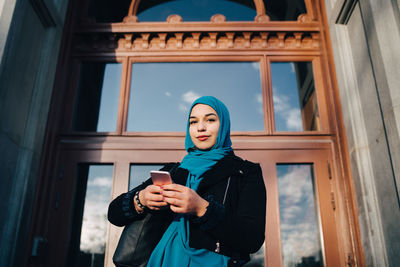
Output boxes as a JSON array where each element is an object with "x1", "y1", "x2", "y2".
[{"x1": 189, "y1": 104, "x2": 220, "y2": 150}]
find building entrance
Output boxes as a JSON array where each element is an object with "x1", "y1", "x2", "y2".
[{"x1": 26, "y1": 0, "x2": 363, "y2": 266}]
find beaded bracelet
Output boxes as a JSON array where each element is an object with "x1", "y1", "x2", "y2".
[{"x1": 135, "y1": 190, "x2": 145, "y2": 212}]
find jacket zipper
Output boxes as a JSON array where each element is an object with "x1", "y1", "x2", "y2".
[{"x1": 215, "y1": 177, "x2": 231, "y2": 253}]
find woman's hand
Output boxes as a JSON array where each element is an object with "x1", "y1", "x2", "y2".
[
  {"x1": 137, "y1": 185, "x2": 168, "y2": 211},
  {"x1": 161, "y1": 184, "x2": 209, "y2": 217}
]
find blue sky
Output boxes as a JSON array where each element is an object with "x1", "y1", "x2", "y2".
[{"x1": 94, "y1": 61, "x2": 312, "y2": 133}]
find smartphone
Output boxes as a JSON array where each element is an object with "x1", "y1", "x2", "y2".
[{"x1": 150, "y1": 170, "x2": 172, "y2": 186}]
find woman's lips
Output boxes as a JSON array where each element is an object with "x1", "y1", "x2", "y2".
[{"x1": 197, "y1": 135, "x2": 209, "y2": 141}]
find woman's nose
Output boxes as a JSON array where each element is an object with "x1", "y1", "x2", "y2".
[{"x1": 197, "y1": 121, "x2": 206, "y2": 131}]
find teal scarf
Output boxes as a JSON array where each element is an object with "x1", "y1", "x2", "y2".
[{"x1": 147, "y1": 96, "x2": 232, "y2": 267}]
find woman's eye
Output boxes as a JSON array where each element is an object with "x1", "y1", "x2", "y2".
[
  {"x1": 208, "y1": 118, "x2": 216, "y2": 122},
  {"x1": 189, "y1": 121, "x2": 197, "y2": 125}
]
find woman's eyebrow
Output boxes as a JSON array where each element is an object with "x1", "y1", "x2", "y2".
[{"x1": 189, "y1": 113, "x2": 217, "y2": 119}]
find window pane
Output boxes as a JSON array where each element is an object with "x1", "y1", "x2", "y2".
[
  {"x1": 127, "y1": 62, "x2": 264, "y2": 132},
  {"x1": 73, "y1": 63, "x2": 121, "y2": 132},
  {"x1": 69, "y1": 164, "x2": 113, "y2": 267},
  {"x1": 271, "y1": 62, "x2": 320, "y2": 132},
  {"x1": 138, "y1": 0, "x2": 256, "y2": 22},
  {"x1": 130, "y1": 164, "x2": 164, "y2": 190},
  {"x1": 243, "y1": 243, "x2": 265, "y2": 266},
  {"x1": 277, "y1": 164, "x2": 324, "y2": 267},
  {"x1": 264, "y1": 0, "x2": 307, "y2": 21}
]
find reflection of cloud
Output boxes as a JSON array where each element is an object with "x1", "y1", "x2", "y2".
[
  {"x1": 182, "y1": 91, "x2": 200, "y2": 104},
  {"x1": 165, "y1": 91, "x2": 172, "y2": 97},
  {"x1": 278, "y1": 165, "x2": 322, "y2": 265},
  {"x1": 290, "y1": 63, "x2": 295, "y2": 73},
  {"x1": 247, "y1": 242, "x2": 265, "y2": 265},
  {"x1": 251, "y1": 62, "x2": 260, "y2": 70},
  {"x1": 80, "y1": 199, "x2": 109, "y2": 254},
  {"x1": 255, "y1": 93, "x2": 263, "y2": 115},
  {"x1": 179, "y1": 91, "x2": 201, "y2": 113},
  {"x1": 80, "y1": 175, "x2": 112, "y2": 254},
  {"x1": 88, "y1": 176, "x2": 112, "y2": 187},
  {"x1": 179, "y1": 103, "x2": 188, "y2": 112},
  {"x1": 273, "y1": 91, "x2": 302, "y2": 131},
  {"x1": 286, "y1": 109, "x2": 302, "y2": 131}
]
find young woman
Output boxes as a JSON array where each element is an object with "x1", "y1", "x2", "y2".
[{"x1": 108, "y1": 96, "x2": 266, "y2": 267}]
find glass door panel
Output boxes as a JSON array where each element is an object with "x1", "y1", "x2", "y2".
[
  {"x1": 129, "y1": 164, "x2": 164, "y2": 190},
  {"x1": 127, "y1": 61, "x2": 264, "y2": 132},
  {"x1": 277, "y1": 164, "x2": 323, "y2": 267},
  {"x1": 68, "y1": 164, "x2": 114, "y2": 267},
  {"x1": 244, "y1": 243, "x2": 265, "y2": 266},
  {"x1": 235, "y1": 150, "x2": 339, "y2": 267}
]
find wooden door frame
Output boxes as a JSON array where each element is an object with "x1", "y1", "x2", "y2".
[{"x1": 24, "y1": 0, "x2": 364, "y2": 266}]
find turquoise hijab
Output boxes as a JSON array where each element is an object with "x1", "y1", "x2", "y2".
[{"x1": 147, "y1": 96, "x2": 232, "y2": 267}]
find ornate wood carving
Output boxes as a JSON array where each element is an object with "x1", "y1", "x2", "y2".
[
  {"x1": 74, "y1": 30, "x2": 320, "y2": 52},
  {"x1": 210, "y1": 14, "x2": 226, "y2": 23},
  {"x1": 297, "y1": 13, "x2": 313, "y2": 23},
  {"x1": 167, "y1": 14, "x2": 183, "y2": 23}
]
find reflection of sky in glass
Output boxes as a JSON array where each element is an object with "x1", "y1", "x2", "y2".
[
  {"x1": 277, "y1": 164, "x2": 323, "y2": 267},
  {"x1": 127, "y1": 62, "x2": 264, "y2": 132},
  {"x1": 80, "y1": 165, "x2": 113, "y2": 254},
  {"x1": 97, "y1": 63, "x2": 121, "y2": 132},
  {"x1": 244, "y1": 242, "x2": 265, "y2": 267},
  {"x1": 271, "y1": 62, "x2": 303, "y2": 132},
  {"x1": 130, "y1": 164, "x2": 163, "y2": 190},
  {"x1": 138, "y1": 0, "x2": 256, "y2": 22}
]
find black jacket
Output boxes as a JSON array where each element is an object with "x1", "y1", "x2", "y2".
[{"x1": 108, "y1": 153, "x2": 266, "y2": 265}]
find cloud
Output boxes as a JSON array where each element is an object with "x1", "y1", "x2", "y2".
[
  {"x1": 165, "y1": 91, "x2": 171, "y2": 97},
  {"x1": 79, "y1": 176, "x2": 113, "y2": 254},
  {"x1": 286, "y1": 109, "x2": 303, "y2": 131},
  {"x1": 290, "y1": 62, "x2": 296, "y2": 73},
  {"x1": 277, "y1": 165, "x2": 322, "y2": 265},
  {"x1": 182, "y1": 91, "x2": 200, "y2": 104},
  {"x1": 273, "y1": 93, "x2": 290, "y2": 113},
  {"x1": 251, "y1": 62, "x2": 260, "y2": 70},
  {"x1": 273, "y1": 91, "x2": 302, "y2": 131},
  {"x1": 88, "y1": 176, "x2": 112, "y2": 187},
  {"x1": 256, "y1": 93, "x2": 263, "y2": 115},
  {"x1": 179, "y1": 103, "x2": 188, "y2": 112},
  {"x1": 179, "y1": 91, "x2": 201, "y2": 113},
  {"x1": 248, "y1": 242, "x2": 265, "y2": 265},
  {"x1": 80, "y1": 199, "x2": 109, "y2": 253}
]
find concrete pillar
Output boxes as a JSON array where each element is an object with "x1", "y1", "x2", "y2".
[
  {"x1": 324, "y1": 0, "x2": 400, "y2": 266},
  {"x1": 0, "y1": 0, "x2": 69, "y2": 266}
]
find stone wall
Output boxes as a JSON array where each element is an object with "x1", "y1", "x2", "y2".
[
  {"x1": 324, "y1": 0, "x2": 400, "y2": 266},
  {"x1": 0, "y1": 0, "x2": 68, "y2": 266}
]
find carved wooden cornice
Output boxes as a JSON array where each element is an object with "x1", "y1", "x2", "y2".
[
  {"x1": 73, "y1": 13, "x2": 320, "y2": 53},
  {"x1": 73, "y1": 30, "x2": 319, "y2": 52}
]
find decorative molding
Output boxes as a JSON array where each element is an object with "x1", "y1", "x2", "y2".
[
  {"x1": 210, "y1": 14, "x2": 226, "y2": 23},
  {"x1": 73, "y1": 30, "x2": 320, "y2": 52},
  {"x1": 255, "y1": 14, "x2": 270, "y2": 23},
  {"x1": 297, "y1": 13, "x2": 313, "y2": 23},
  {"x1": 123, "y1": 15, "x2": 139, "y2": 23},
  {"x1": 166, "y1": 14, "x2": 183, "y2": 23}
]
